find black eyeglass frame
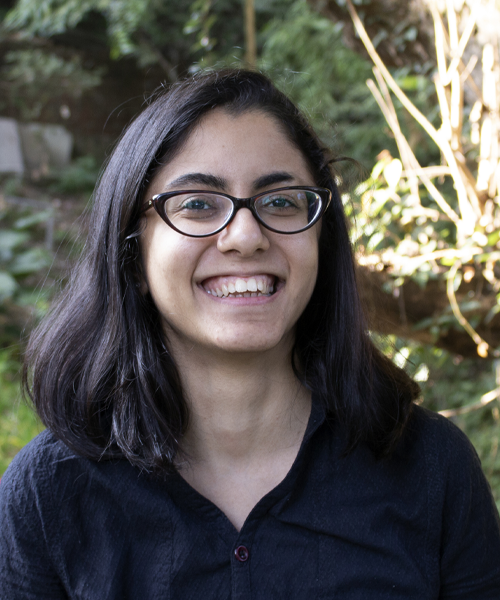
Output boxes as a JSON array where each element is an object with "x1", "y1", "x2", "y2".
[{"x1": 141, "y1": 186, "x2": 332, "y2": 238}]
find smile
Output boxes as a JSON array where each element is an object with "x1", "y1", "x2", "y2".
[{"x1": 201, "y1": 274, "x2": 276, "y2": 298}]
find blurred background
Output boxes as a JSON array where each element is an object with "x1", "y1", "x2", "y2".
[{"x1": 0, "y1": 0, "x2": 499, "y2": 507}]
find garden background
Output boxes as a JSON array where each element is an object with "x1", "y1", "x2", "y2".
[{"x1": 1, "y1": 0, "x2": 499, "y2": 508}]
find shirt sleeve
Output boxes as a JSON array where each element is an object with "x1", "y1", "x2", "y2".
[
  {"x1": 438, "y1": 421, "x2": 500, "y2": 599},
  {"x1": 0, "y1": 446, "x2": 67, "y2": 599}
]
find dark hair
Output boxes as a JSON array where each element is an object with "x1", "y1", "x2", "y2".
[{"x1": 23, "y1": 69, "x2": 419, "y2": 473}]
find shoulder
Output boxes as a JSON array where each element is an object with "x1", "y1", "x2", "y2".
[
  {"x1": 404, "y1": 405, "x2": 500, "y2": 594},
  {"x1": 405, "y1": 402, "x2": 468, "y2": 441},
  {"x1": 0, "y1": 431, "x2": 74, "y2": 597},
  {"x1": 400, "y1": 403, "x2": 481, "y2": 467},
  {"x1": 396, "y1": 404, "x2": 493, "y2": 502},
  {"x1": 1, "y1": 430, "x2": 70, "y2": 495},
  {"x1": 0, "y1": 429, "x2": 144, "y2": 508},
  {"x1": 0, "y1": 429, "x2": 84, "y2": 498},
  {"x1": 403, "y1": 402, "x2": 496, "y2": 500},
  {"x1": 3, "y1": 428, "x2": 75, "y2": 471},
  {"x1": 0, "y1": 430, "x2": 89, "y2": 538},
  {"x1": 0, "y1": 429, "x2": 142, "y2": 521}
]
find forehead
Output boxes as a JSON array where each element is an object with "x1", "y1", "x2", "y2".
[{"x1": 147, "y1": 109, "x2": 314, "y2": 196}]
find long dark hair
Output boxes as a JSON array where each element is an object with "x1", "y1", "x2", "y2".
[{"x1": 23, "y1": 69, "x2": 419, "y2": 473}]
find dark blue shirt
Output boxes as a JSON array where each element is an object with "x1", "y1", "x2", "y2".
[{"x1": 1, "y1": 403, "x2": 499, "y2": 599}]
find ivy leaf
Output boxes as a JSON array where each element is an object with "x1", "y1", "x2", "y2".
[
  {"x1": 14, "y1": 210, "x2": 53, "y2": 230},
  {"x1": 9, "y1": 248, "x2": 51, "y2": 276},
  {"x1": 0, "y1": 231, "x2": 29, "y2": 262},
  {"x1": 0, "y1": 271, "x2": 18, "y2": 302}
]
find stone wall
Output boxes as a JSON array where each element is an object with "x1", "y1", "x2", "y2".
[{"x1": 0, "y1": 118, "x2": 73, "y2": 176}]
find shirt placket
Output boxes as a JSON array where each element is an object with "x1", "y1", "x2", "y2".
[{"x1": 230, "y1": 533, "x2": 253, "y2": 600}]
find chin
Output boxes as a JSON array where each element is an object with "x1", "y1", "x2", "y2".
[{"x1": 211, "y1": 329, "x2": 294, "y2": 355}]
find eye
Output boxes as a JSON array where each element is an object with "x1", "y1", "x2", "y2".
[
  {"x1": 258, "y1": 193, "x2": 303, "y2": 216},
  {"x1": 270, "y1": 196, "x2": 292, "y2": 208},
  {"x1": 260, "y1": 194, "x2": 297, "y2": 209},
  {"x1": 164, "y1": 193, "x2": 231, "y2": 225},
  {"x1": 180, "y1": 196, "x2": 215, "y2": 210}
]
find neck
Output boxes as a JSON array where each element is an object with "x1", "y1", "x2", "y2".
[{"x1": 171, "y1": 342, "x2": 311, "y2": 467}]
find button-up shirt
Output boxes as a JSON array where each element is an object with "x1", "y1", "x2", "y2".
[{"x1": 1, "y1": 403, "x2": 500, "y2": 598}]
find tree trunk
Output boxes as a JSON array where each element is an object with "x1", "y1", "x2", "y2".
[{"x1": 358, "y1": 265, "x2": 500, "y2": 358}]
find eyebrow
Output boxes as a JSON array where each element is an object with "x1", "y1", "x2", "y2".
[
  {"x1": 165, "y1": 171, "x2": 296, "y2": 194},
  {"x1": 166, "y1": 173, "x2": 228, "y2": 190},
  {"x1": 253, "y1": 172, "x2": 295, "y2": 190}
]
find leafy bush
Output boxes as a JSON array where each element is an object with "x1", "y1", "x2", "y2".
[
  {"x1": 0, "y1": 198, "x2": 53, "y2": 339},
  {"x1": 1, "y1": 49, "x2": 103, "y2": 120},
  {"x1": 0, "y1": 348, "x2": 42, "y2": 474},
  {"x1": 49, "y1": 155, "x2": 100, "y2": 194}
]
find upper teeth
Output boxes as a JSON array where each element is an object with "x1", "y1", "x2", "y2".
[{"x1": 204, "y1": 276, "x2": 274, "y2": 298}]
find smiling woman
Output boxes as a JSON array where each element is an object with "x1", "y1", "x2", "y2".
[{"x1": 0, "y1": 69, "x2": 499, "y2": 598}]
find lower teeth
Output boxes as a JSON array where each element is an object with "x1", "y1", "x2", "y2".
[{"x1": 207, "y1": 290, "x2": 273, "y2": 298}]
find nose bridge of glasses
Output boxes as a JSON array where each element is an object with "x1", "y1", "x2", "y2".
[
  {"x1": 231, "y1": 196, "x2": 253, "y2": 211},
  {"x1": 227, "y1": 196, "x2": 262, "y2": 227}
]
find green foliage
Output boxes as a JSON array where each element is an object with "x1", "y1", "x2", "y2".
[
  {"x1": 259, "y1": 1, "x2": 387, "y2": 165},
  {"x1": 0, "y1": 169, "x2": 87, "y2": 474},
  {"x1": 4, "y1": 0, "x2": 149, "y2": 58},
  {"x1": 0, "y1": 348, "x2": 42, "y2": 475},
  {"x1": 49, "y1": 155, "x2": 100, "y2": 194},
  {"x1": 0, "y1": 207, "x2": 51, "y2": 304},
  {"x1": 3, "y1": 0, "x2": 248, "y2": 68},
  {"x1": 349, "y1": 155, "x2": 500, "y2": 349},
  {"x1": 259, "y1": 1, "x2": 438, "y2": 167},
  {"x1": 4, "y1": 0, "x2": 435, "y2": 164},
  {"x1": 0, "y1": 194, "x2": 56, "y2": 349},
  {"x1": 2, "y1": 49, "x2": 103, "y2": 119}
]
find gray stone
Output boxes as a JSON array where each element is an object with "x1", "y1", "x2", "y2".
[
  {"x1": 19, "y1": 123, "x2": 73, "y2": 173},
  {"x1": 0, "y1": 118, "x2": 25, "y2": 174}
]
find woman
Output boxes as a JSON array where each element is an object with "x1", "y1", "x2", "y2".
[{"x1": 0, "y1": 69, "x2": 499, "y2": 598}]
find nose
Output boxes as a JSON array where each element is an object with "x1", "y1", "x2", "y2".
[{"x1": 216, "y1": 207, "x2": 270, "y2": 256}]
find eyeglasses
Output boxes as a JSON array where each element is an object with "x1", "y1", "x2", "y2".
[{"x1": 141, "y1": 186, "x2": 331, "y2": 237}]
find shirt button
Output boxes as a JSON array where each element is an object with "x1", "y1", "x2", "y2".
[{"x1": 234, "y1": 545, "x2": 249, "y2": 562}]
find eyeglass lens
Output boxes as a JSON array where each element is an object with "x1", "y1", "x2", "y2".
[{"x1": 161, "y1": 189, "x2": 322, "y2": 235}]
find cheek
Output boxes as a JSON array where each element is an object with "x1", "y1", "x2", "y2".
[
  {"x1": 287, "y1": 234, "x2": 319, "y2": 302},
  {"x1": 140, "y1": 220, "x2": 209, "y2": 302},
  {"x1": 297, "y1": 231, "x2": 319, "y2": 273},
  {"x1": 139, "y1": 222, "x2": 182, "y2": 298}
]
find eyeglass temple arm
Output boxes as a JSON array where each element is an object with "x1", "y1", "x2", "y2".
[{"x1": 140, "y1": 200, "x2": 154, "y2": 214}]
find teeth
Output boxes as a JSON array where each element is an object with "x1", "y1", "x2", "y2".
[
  {"x1": 235, "y1": 279, "x2": 246, "y2": 293},
  {"x1": 203, "y1": 275, "x2": 276, "y2": 298}
]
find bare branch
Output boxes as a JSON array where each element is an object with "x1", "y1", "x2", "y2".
[
  {"x1": 367, "y1": 72, "x2": 460, "y2": 222},
  {"x1": 446, "y1": 260, "x2": 500, "y2": 357},
  {"x1": 345, "y1": 0, "x2": 479, "y2": 235},
  {"x1": 439, "y1": 387, "x2": 500, "y2": 417}
]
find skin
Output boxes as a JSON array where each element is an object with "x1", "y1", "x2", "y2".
[{"x1": 140, "y1": 109, "x2": 320, "y2": 531}]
